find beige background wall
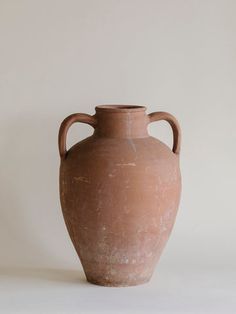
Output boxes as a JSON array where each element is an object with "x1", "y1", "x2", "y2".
[{"x1": 0, "y1": 0, "x2": 235, "y2": 312}]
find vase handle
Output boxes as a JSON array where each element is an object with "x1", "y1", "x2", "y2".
[
  {"x1": 58, "y1": 113, "x2": 97, "y2": 159},
  {"x1": 148, "y1": 111, "x2": 181, "y2": 155}
]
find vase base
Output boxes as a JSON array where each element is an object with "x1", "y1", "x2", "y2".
[{"x1": 86, "y1": 276, "x2": 151, "y2": 287}]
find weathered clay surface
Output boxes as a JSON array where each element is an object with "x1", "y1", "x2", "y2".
[{"x1": 59, "y1": 105, "x2": 181, "y2": 287}]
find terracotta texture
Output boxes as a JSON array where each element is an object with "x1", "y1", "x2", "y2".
[{"x1": 58, "y1": 105, "x2": 181, "y2": 287}]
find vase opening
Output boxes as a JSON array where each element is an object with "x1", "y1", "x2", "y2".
[{"x1": 96, "y1": 105, "x2": 146, "y2": 113}]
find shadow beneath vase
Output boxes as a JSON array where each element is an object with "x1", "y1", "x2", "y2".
[{"x1": 0, "y1": 267, "x2": 88, "y2": 285}]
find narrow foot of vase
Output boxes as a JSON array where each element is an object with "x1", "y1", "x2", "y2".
[{"x1": 85, "y1": 274, "x2": 151, "y2": 287}]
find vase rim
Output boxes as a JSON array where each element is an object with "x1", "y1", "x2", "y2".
[{"x1": 95, "y1": 104, "x2": 147, "y2": 113}]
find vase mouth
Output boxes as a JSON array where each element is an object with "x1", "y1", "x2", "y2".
[{"x1": 95, "y1": 104, "x2": 147, "y2": 113}]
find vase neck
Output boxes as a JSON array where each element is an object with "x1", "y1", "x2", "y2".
[{"x1": 94, "y1": 105, "x2": 149, "y2": 138}]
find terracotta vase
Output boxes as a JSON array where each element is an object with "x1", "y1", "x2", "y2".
[{"x1": 58, "y1": 105, "x2": 181, "y2": 287}]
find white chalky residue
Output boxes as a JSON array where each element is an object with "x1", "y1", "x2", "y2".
[
  {"x1": 127, "y1": 112, "x2": 131, "y2": 137},
  {"x1": 108, "y1": 168, "x2": 117, "y2": 178},
  {"x1": 116, "y1": 162, "x2": 136, "y2": 167},
  {"x1": 128, "y1": 138, "x2": 137, "y2": 154},
  {"x1": 159, "y1": 216, "x2": 167, "y2": 233},
  {"x1": 73, "y1": 176, "x2": 90, "y2": 183}
]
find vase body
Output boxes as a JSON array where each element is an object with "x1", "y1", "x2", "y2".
[{"x1": 59, "y1": 105, "x2": 181, "y2": 286}]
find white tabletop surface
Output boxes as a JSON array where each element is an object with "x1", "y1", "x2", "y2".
[{"x1": 1, "y1": 263, "x2": 235, "y2": 314}]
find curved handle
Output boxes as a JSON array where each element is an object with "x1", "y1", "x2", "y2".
[
  {"x1": 58, "y1": 113, "x2": 97, "y2": 159},
  {"x1": 148, "y1": 111, "x2": 181, "y2": 155}
]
